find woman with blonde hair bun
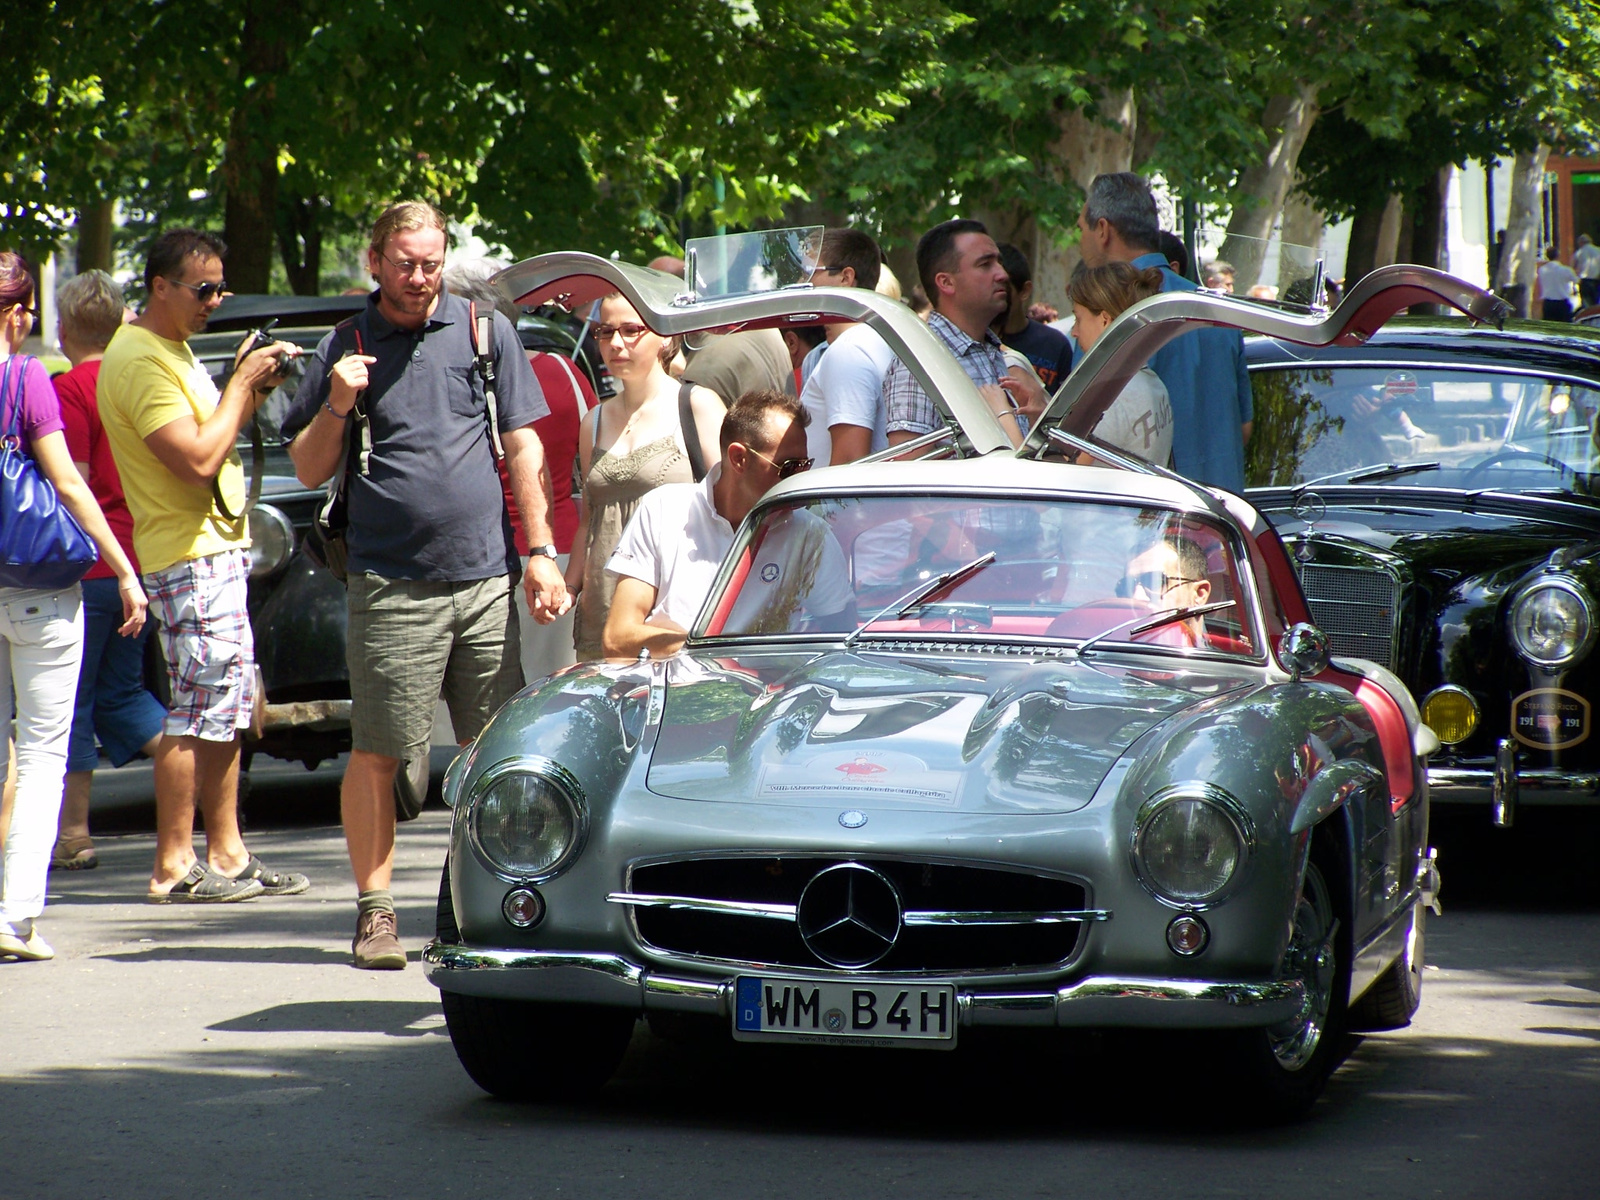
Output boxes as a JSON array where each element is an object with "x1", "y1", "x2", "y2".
[{"x1": 1067, "y1": 261, "x2": 1173, "y2": 467}]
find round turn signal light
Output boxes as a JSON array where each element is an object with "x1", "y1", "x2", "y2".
[
  {"x1": 1166, "y1": 914, "x2": 1210, "y2": 957},
  {"x1": 1421, "y1": 686, "x2": 1479, "y2": 745}
]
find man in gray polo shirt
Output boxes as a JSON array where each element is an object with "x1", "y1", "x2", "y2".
[{"x1": 284, "y1": 201, "x2": 569, "y2": 969}]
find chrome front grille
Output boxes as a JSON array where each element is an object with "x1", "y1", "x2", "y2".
[
  {"x1": 617, "y1": 856, "x2": 1102, "y2": 975},
  {"x1": 1297, "y1": 562, "x2": 1400, "y2": 668}
]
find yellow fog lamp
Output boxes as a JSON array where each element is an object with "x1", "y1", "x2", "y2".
[{"x1": 1421, "y1": 686, "x2": 1479, "y2": 745}]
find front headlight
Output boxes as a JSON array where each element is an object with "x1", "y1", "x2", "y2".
[
  {"x1": 466, "y1": 757, "x2": 587, "y2": 881},
  {"x1": 1132, "y1": 785, "x2": 1251, "y2": 906},
  {"x1": 246, "y1": 504, "x2": 295, "y2": 577},
  {"x1": 1509, "y1": 578, "x2": 1595, "y2": 669}
]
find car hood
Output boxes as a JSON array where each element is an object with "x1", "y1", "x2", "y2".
[{"x1": 645, "y1": 649, "x2": 1257, "y2": 815}]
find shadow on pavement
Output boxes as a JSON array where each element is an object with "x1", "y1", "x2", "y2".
[{"x1": 208, "y1": 999, "x2": 443, "y2": 1035}]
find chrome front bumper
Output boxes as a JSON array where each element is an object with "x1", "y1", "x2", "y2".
[{"x1": 422, "y1": 941, "x2": 1306, "y2": 1030}]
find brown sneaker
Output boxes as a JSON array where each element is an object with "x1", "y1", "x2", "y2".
[{"x1": 352, "y1": 908, "x2": 407, "y2": 970}]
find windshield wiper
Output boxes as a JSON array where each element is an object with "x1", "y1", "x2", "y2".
[
  {"x1": 1075, "y1": 600, "x2": 1237, "y2": 658},
  {"x1": 843, "y1": 551, "x2": 996, "y2": 648},
  {"x1": 1294, "y1": 461, "x2": 1440, "y2": 493}
]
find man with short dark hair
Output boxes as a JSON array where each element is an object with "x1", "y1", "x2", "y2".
[
  {"x1": 99, "y1": 229, "x2": 309, "y2": 903},
  {"x1": 1078, "y1": 172, "x2": 1253, "y2": 493},
  {"x1": 799, "y1": 228, "x2": 899, "y2": 466},
  {"x1": 603, "y1": 390, "x2": 850, "y2": 658},
  {"x1": 284, "y1": 200, "x2": 568, "y2": 969},
  {"x1": 883, "y1": 218, "x2": 1045, "y2": 447},
  {"x1": 1120, "y1": 534, "x2": 1212, "y2": 647},
  {"x1": 993, "y1": 244, "x2": 1073, "y2": 392}
]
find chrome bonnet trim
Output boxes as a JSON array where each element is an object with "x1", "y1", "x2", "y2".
[{"x1": 608, "y1": 891, "x2": 1112, "y2": 927}]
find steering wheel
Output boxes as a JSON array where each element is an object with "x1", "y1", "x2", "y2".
[{"x1": 1461, "y1": 447, "x2": 1577, "y2": 484}]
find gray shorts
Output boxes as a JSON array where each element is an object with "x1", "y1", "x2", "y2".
[{"x1": 347, "y1": 573, "x2": 523, "y2": 760}]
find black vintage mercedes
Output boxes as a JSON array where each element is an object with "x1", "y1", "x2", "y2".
[{"x1": 1245, "y1": 316, "x2": 1600, "y2": 825}]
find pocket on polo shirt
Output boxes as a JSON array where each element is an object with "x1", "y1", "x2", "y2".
[{"x1": 446, "y1": 366, "x2": 483, "y2": 419}]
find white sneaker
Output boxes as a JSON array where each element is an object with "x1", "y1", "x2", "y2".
[{"x1": 0, "y1": 925, "x2": 55, "y2": 961}]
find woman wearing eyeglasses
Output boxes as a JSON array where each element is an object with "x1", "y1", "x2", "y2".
[
  {"x1": 567, "y1": 292, "x2": 725, "y2": 660},
  {"x1": 0, "y1": 252, "x2": 149, "y2": 961}
]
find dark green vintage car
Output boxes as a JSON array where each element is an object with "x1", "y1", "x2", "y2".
[
  {"x1": 424, "y1": 247, "x2": 1492, "y2": 1117},
  {"x1": 1245, "y1": 319, "x2": 1600, "y2": 826}
]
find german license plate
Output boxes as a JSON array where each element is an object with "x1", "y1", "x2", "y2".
[{"x1": 733, "y1": 976, "x2": 957, "y2": 1047}]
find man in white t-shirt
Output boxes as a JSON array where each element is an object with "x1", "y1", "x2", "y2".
[
  {"x1": 603, "y1": 389, "x2": 852, "y2": 657},
  {"x1": 1536, "y1": 247, "x2": 1581, "y2": 322},
  {"x1": 1573, "y1": 234, "x2": 1600, "y2": 307},
  {"x1": 800, "y1": 228, "x2": 898, "y2": 466}
]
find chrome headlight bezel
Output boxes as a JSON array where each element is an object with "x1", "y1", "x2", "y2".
[
  {"x1": 246, "y1": 504, "x2": 295, "y2": 578},
  {"x1": 1130, "y1": 783, "x2": 1254, "y2": 910},
  {"x1": 1509, "y1": 576, "x2": 1595, "y2": 669},
  {"x1": 465, "y1": 756, "x2": 588, "y2": 884}
]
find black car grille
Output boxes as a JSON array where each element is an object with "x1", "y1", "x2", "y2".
[
  {"x1": 1297, "y1": 562, "x2": 1400, "y2": 668},
  {"x1": 627, "y1": 856, "x2": 1090, "y2": 974}
]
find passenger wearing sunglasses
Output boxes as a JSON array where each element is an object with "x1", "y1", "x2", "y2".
[
  {"x1": 602, "y1": 389, "x2": 848, "y2": 659},
  {"x1": 1115, "y1": 535, "x2": 1212, "y2": 647}
]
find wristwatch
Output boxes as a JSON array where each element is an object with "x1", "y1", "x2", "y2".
[{"x1": 529, "y1": 544, "x2": 559, "y2": 559}]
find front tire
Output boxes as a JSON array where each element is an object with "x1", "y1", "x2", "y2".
[
  {"x1": 1227, "y1": 838, "x2": 1351, "y2": 1120},
  {"x1": 1349, "y1": 899, "x2": 1425, "y2": 1031},
  {"x1": 434, "y1": 864, "x2": 635, "y2": 1101}
]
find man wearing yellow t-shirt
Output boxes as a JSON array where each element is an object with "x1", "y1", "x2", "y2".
[{"x1": 99, "y1": 229, "x2": 310, "y2": 903}]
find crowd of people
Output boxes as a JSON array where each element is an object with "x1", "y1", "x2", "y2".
[{"x1": 0, "y1": 173, "x2": 1259, "y2": 968}]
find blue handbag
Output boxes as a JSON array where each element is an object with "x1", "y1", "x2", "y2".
[{"x1": 0, "y1": 355, "x2": 98, "y2": 590}]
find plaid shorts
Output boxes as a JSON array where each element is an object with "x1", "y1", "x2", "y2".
[{"x1": 145, "y1": 548, "x2": 256, "y2": 743}]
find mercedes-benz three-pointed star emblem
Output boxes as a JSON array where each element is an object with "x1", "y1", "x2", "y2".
[{"x1": 796, "y1": 862, "x2": 903, "y2": 968}]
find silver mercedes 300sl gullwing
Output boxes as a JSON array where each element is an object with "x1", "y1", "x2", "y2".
[{"x1": 425, "y1": 233, "x2": 1496, "y2": 1116}]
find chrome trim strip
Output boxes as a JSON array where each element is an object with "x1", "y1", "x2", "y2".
[
  {"x1": 1429, "y1": 766, "x2": 1600, "y2": 802},
  {"x1": 902, "y1": 909, "x2": 1112, "y2": 926},
  {"x1": 424, "y1": 943, "x2": 1305, "y2": 1029},
  {"x1": 608, "y1": 892, "x2": 798, "y2": 920}
]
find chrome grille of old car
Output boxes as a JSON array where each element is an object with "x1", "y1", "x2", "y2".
[
  {"x1": 616, "y1": 856, "x2": 1100, "y2": 975},
  {"x1": 1296, "y1": 562, "x2": 1400, "y2": 668}
]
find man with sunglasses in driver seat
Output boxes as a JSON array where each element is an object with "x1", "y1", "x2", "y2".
[
  {"x1": 1116, "y1": 534, "x2": 1212, "y2": 648},
  {"x1": 602, "y1": 390, "x2": 853, "y2": 659}
]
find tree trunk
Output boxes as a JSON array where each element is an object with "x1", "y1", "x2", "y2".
[
  {"x1": 1278, "y1": 186, "x2": 1325, "y2": 300},
  {"x1": 1402, "y1": 168, "x2": 1449, "y2": 313},
  {"x1": 1496, "y1": 144, "x2": 1550, "y2": 318},
  {"x1": 1218, "y1": 81, "x2": 1322, "y2": 292},
  {"x1": 1033, "y1": 88, "x2": 1138, "y2": 313},
  {"x1": 276, "y1": 193, "x2": 325, "y2": 295},
  {"x1": 1375, "y1": 194, "x2": 1404, "y2": 267},
  {"x1": 220, "y1": 2, "x2": 291, "y2": 293},
  {"x1": 74, "y1": 199, "x2": 114, "y2": 274},
  {"x1": 1344, "y1": 202, "x2": 1385, "y2": 281}
]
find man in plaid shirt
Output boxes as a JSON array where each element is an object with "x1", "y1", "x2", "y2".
[{"x1": 884, "y1": 218, "x2": 1045, "y2": 447}]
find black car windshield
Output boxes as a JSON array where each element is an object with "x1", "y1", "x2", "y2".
[
  {"x1": 1247, "y1": 365, "x2": 1600, "y2": 495},
  {"x1": 699, "y1": 494, "x2": 1258, "y2": 657}
]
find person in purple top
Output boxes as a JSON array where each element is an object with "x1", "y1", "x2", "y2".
[
  {"x1": 1077, "y1": 172, "x2": 1254, "y2": 493},
  {"x1": 0, "y1": 252, "x2": 147, "y2": 962}
]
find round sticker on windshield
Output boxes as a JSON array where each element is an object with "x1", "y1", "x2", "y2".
[
  {"x1": 1382, "y1": 370, "x2": 1419, "y2": 400},
  {"x1": 760, "y1": 563, "x2": 781, "y2": 583}
]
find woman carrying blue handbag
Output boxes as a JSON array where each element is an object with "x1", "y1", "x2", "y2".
[{"x1": 0, "y1": 251, "x2": 147, "y2": 963}]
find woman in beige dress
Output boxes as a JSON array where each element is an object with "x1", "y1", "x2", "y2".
[{"x1": 567, "y1": 293, "x2": 725, "y2": 658}]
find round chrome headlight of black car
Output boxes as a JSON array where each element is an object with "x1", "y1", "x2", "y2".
[
  {"x1": 1132, "y1": 785, "x2": 1252, "y2": 907},
  {"x1": 466, "y1": 757, "x2": 587, "y2": 882},
  {"x1": 246, "y1": 504, "x2": 295, "y2": 578},
  {"x1": 1509, "y1": 577, "x2": 1595, "y2": 669}
]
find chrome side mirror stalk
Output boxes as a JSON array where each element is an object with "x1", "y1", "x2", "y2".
[{"x1": 1278, "y1": 623, "x2": 1331, "y2": 682}]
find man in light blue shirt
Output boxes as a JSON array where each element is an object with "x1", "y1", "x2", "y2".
[{"x1": 1077, "y1": 172, "x2": 1253, "y2": 493}]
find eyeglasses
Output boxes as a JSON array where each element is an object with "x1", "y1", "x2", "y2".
[
  {"x1": 380, "y1": 252, "x2": 444, "y2": 278},
  {"x1": 167, "y1": 278, "x2": 229, "y2": 303},
  {"x1": 1116, "y1": 571, "x2": 1203, "y2": 599},
  {"x1": 6, "y1": 301, "x2": 39, "y2": 321},
  {"x1": 593, "y1": 323, "x2": 652, "y2": 343},
  {"x1": 747, "y1": 446, "x2": 813, "y2": 479},
  {"x1": 811, "y1": 264, "x2": 839, "y2": 275}
]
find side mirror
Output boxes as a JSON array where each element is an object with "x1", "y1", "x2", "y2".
[{"x1": 1278, "y1": 623, "x2": 1331, "y2": 682}]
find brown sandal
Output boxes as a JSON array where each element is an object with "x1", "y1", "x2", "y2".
[{"x1": 51, "y1": 837, "x2": 99, "y2": 871}]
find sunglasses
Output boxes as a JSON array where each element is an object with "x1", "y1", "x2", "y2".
[
  {"x1": 7, "y1": 301, "x2": 39, "y2": 321},
  {"x1": 167, "y1": 278, "x2": 229, "y2": 303},
  {"x1": 1116, "y1": 571, "x2": 1202, "y2": 599},
  {"x1": 380, "y1": 252, "x2": 444, "y2": 278},
  {"x1": 593, "y1": 323, "x2": 652, "y2": 343},
  {"x1": 748, "y1": 446, "x2": 813, "y2": 479}
]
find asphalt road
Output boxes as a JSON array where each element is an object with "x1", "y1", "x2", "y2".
[{"x1": 2, "y1": 774, "x2": 1597, "y2": 1200}]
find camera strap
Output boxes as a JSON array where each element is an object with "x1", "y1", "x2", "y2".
[{"x1": 468, "y1": 300, "x2": 505, "y2": 462}]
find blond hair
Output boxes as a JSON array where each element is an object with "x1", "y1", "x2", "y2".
[
  {"x1": 369, "y1": 201, "x2": 448, "y2": 258},
  {"x1": 57, "y1": 270, "x2": 126, "y2": 349},
  {"x1": 1067, "y1": 261, "x2": 1164, "y2": 320}
]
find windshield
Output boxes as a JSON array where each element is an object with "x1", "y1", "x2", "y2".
[
  {"x1": 699, "y1": 494, "x2": 1258, "y2": 657},
  {"x1": 1246, "y1": 365, "x2": 1600, "y2": 495}
]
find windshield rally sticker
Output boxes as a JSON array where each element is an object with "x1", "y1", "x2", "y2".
[{"x1": 758, "y1": 750, "x2": 961, "y2": 804}]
